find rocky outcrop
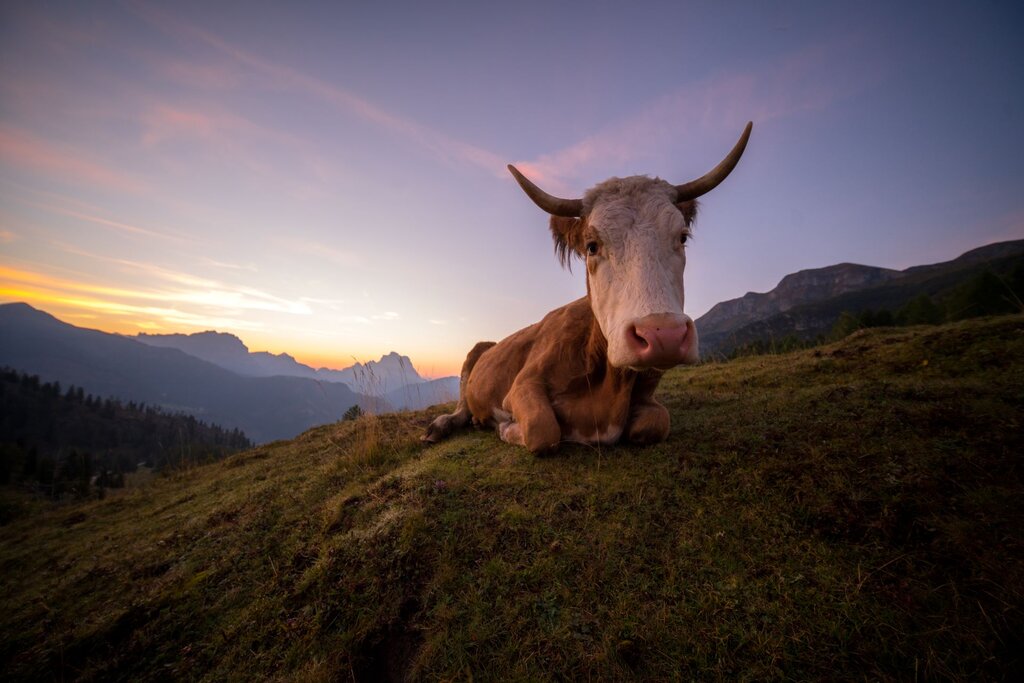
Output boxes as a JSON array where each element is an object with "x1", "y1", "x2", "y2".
[{"x1": 698, "y1": 263, "x2": 901, "y2": 338}]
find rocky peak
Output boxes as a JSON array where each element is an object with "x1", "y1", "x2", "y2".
[{"x1": 698, "y1": 263, "x2": 900, "y2": 335}]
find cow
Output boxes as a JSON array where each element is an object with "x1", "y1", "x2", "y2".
[{"x1": 424, "y1": 122, "x2": 752, "y2": 453}]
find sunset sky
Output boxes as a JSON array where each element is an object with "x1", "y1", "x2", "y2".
[{"x1": 2, "y1": 1, "x2": 1022, "y2": 377}]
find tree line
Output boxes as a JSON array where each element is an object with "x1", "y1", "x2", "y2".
[{"x1": 0, "y1": 368, "x2": 253, "y2": 501}]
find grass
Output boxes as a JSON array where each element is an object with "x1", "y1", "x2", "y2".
[{"x1": 1, "y1": 315, "x2": 1022, "y2": 681}]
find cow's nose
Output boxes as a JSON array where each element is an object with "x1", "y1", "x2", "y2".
[{"x1": 626, "y1": 314, "x2": 695, "y2": 368}]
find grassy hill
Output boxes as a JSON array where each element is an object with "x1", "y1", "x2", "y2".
[{"x1": 1, "y1": 316, "x2": 1022, "y2": 681}]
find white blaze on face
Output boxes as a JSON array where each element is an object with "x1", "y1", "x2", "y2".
[{"x1": 583, "y1": 177, "x2": 700, "y2": 368}]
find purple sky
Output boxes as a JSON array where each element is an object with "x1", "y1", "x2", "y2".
[{"x1": 2, "y1": 1, "x2": 1022, "y2": 375}]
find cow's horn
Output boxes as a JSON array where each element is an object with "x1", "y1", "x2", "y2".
[
  {"x1": 674, "y1": 121, "x2": 753, "y2": 202},
  {"x1": 507, "y1": 165, "x2": 583, "y2": 217}
]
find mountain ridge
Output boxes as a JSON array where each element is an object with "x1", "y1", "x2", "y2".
[
  {"x1": 696, "y1": 238, "x2": 1024, "y2": 356},
  {"x1": 697, "y1": 262, "x2": 901, "y2": 337},
  {"x1": 134, "y1": 331, "x2": 429, "y2": 388},
  {"x1": 0, "y1": 303, "x2": 380, "y2": 444},
  {"x1": 133, "y1": 330, "x2": 456, "y2": 408}
]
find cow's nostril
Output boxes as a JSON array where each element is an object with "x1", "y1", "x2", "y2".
[{"x1": 629, "y1": 326, "x2": 649, "y2": 350}]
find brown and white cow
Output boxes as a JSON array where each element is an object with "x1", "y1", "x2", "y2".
[{"x1": 424, "y1": 122, "x2": 752, "y2": 453}]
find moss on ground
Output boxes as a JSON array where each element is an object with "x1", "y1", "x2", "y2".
[{"x1": 1, "y1": 315, "x2": 1022, "y2": 681}]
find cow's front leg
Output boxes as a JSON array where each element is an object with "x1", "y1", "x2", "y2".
[
  {"x1": 502, "y1": 376, "x2": 561, "y2": 454},
  {"x1": 626, "y1": 399, "x2": 671, "y2": 445},
  {"x1": 626, "y1": 369, "x2": 671, "y2": 445}
]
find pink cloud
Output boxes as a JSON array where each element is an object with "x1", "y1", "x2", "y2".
[
  {"x1": 9, "y1": 189, "x2": 190, "y2": 243},
  {"x1": 140, "y1": 103, "x2": 310, "y2": 151},
  {"x1": 0, "y1": 125, "x2": 148, "y2": 194},
  {"x1": 137, "y1": 101, "x2": 348, "y2": 199},
  {"x1": 130, "y1": 2, "x2": 508, "y2": 177},
  {"x1": 141, "y1": 105, "x2": 218, "y2": 145},
  {"x1": 41, "y1": 203, "x2": 188, "y2": 242},
  {"x1": 158, "y1": 59, "x2": 242, "y2": 90}
]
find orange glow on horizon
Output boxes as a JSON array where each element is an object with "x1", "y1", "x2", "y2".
[
  {"x1": 268, "y1": 343, "x2": 462, "y2": 378},
  {"x1": 2, "y1": 267, "x2": 465, "y2": 378}
]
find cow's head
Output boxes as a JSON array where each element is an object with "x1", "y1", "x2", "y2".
[{"x1": 508, "y1": 122, "x2": 751, "y2": 370}]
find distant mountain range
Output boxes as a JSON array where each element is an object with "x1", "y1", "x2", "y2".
[
  {"x1": 133, "y1": 331, "x2": 459, "y2": 411},
  {"x1": 696, "y1": 239, "x2": 1024, "y2": 356},
  {"x1": 0, "y1": 304, "x2": 457, "y2": 443},
  {"x1": 135, "y1": 332, "x2": 423, "y2": 388}
]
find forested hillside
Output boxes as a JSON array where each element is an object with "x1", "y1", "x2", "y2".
[{"x1": 0, "y1": 368, "x2": 252, "y2": 505}]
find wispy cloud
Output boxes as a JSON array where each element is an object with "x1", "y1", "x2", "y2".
[
  {"x1": 0, "y1": 260, "x2": 314, "y2": 334},
  {"x1": 516, "y1": 36, "x2": 885, "y2": 190},
  {"x1": 334, "y1": 315, "x2": 372, "y2": 325},
  {"x1": 137, "y1": 101, "x2": 347, "y2": 199},
  {"x1": 0, "y1": 125, "x2": 148, "y2": 193},
  {"x1": 157, "y1": 58, "x2": 243, "y2": 90},
  {"x1": 140, "y1": 103, "x2": 308, "y2": 152},
  {"x1": 285, "y1": 240, "x2": 366, "y2": 270},
  {"x1": 0, "y1": 230, "x2": 16, "y2": 244},
  {"x1": 23, "y1": 199, "x2": 190, "y2": 243},
  {"x1": 140, "y1": 105, "x2": 220, "y2": 146},
  {"x1": 130, "y1": 2, "x2": 507, "y2": 176},
  {"x1": 298, "y1": 295, "x2": 349, "y2": 311},
  {"x1": 11, "y1": 290, "x2": 265, "y2": 332},
  {"x1": 201, "y1": 257, "x2": 257, "y2": 272}
]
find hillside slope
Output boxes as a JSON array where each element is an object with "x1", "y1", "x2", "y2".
[{"x1": 1, "y1": 316, "x2": 1022, "y2": 680}]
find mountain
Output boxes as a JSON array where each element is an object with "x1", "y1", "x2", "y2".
[
  {"x1": 2, "y1": 315, "x2": 1021, "y2": 679},
  {"x1": 0, "y1": 303, "x2": 381, "y2": 444},
  {"x1": 696, "y1": 263, "x2": 900, "y2": 341},
  {"x1": 326, "y1": 351, "x2": 427, "y2": 394},
  {"x1": 135, "y1": 331, "x2": 321, "y2": 380},
  {"x1": 134, "y1": 333, "x2": 431, "y2": 392},
  {"x1": 697, "y1": 239, "x2": 1024, "y2": 356}
]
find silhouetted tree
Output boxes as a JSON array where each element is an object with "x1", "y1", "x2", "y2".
[
  {"x1": 830, "y1": 311, "x2": 862, "y2": 340},
  {"x1": 945, "y1": 270, "x2": 1019, "y2": 320},
  {"x1": 897, "y1": 294, "x2": 943, "y2": 326}
]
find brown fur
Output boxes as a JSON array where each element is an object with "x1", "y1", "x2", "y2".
[{"x1": 424, "y1": 297, "x2": 669, "y2": 453}]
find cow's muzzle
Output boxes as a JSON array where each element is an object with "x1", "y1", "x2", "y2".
[{"x1": 625, "y1": 314, "x2": 698, "y2": 368}]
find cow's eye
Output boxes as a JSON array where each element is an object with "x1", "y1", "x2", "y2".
[
  {"x1": 680, "y1": 233, "x2": 689, "y2": 245},
  {"x1": 586, "y1": 241, "x2": 599, "y2": 256}
]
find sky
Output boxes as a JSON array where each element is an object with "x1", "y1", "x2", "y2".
[{"x1": 1, "y1": 1, "x2": 1022, "y2": 377}]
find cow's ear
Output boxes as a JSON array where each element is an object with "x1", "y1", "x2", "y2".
[
  {"x1": 550, "y1": 216, "x2": 584, "y2": 269},
  {"x1": 675, "y1": 199, "x2": 699, "y2": 227}
]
